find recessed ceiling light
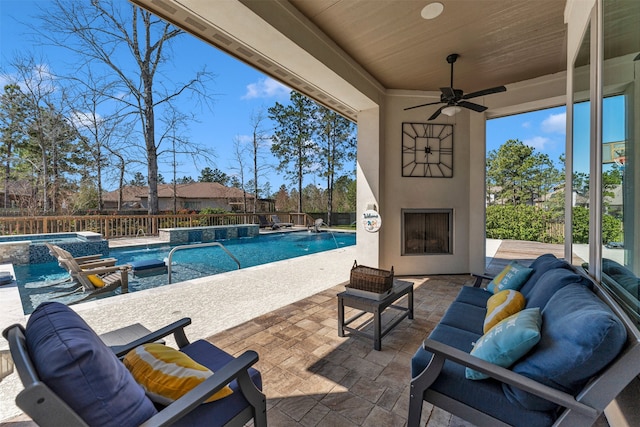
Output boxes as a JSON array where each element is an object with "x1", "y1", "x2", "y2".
[{"x1": 421, "y1": 2, "x2": 444, "y2": 20}]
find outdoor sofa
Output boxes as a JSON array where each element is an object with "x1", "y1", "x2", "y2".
[{"x1": 409, "y1": 253, "x2": 640, "y2": 427}]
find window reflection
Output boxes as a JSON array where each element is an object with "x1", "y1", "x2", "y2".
[{"x1": 600, "y1": 0, "x2": 639, "y2": 325}]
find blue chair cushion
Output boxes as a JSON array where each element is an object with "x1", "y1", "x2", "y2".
[
  {"x1": 168, "y1": 340, "x2": 263, "y2": 427},
  {"x1": 505, "y1": 284, "x2": 627, "y2": 410},
  {"x1": 25, "y1": 302, "x2": 157, "y2": 427},
  {"x1": 519, "y1": 254, "x2": 573, "y2": 298},
  {"x1": 130, "y1": 259, "x2": 166, "y2": 271},
  {"x1": 411, "y1": 324, "x2": 556, "y2": 427},
  {"x1": 524, "y1": 268, "x2": 592, "y2": 310}
]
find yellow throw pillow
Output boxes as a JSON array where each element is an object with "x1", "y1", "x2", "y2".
[
  {"x1": 123, "y1": 343, "x2": 233, "y2": 405},
  {"x1": 484, "y1": 290, "x2": 525, "y2": 333},
  {"x1": 87, "y1": 274, "x2": 105, "y2": 288}
]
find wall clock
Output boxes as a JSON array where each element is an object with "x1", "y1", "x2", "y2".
[{"x1": 402, "y1": 122, "x2": 453, "y2": 178}]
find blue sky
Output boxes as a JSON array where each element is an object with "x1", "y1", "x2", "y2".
[
  {"x1": 2, "y1": 1, "x2": 626, "y2": 193},
  {"x1": 487, "y1": 106, "x2": 567, "y2": 167},
  {"x1": 0, "y1": 0, "x2": 299, "y2": 192}
]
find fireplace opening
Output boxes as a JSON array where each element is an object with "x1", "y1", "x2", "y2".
[{"x1": 402, "y1": 209, "x2": 453, "y2": 255}]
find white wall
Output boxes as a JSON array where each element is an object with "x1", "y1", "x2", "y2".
[
  {"x1": 382, "y1": 92, "x2": 471, "y2": 274},
  {"x1": 380, "y1": 72, "x2": 566, "y2": 275}
]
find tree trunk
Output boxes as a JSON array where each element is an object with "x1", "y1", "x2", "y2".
[{"x1": 144, "y1": 76, "x2": 159, "y2": 214}]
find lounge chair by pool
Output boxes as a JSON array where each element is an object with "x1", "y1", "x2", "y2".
[
  {"x1": 272, "y1": 214, "x2": 293, "y2": 228},
  {"x1": 257, "y1": 214, "x2": 277, "y2": 229}
]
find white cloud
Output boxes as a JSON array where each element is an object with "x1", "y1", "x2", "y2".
[
  {"x1": 541, "y1": 112, "x2": 566, "y2": 134},
  {"x1": 521, "y1": 121, "x2": 532, "y2": 129},
  {"x1": 242, "y1": 78, "x2": 290, "y2": 100},
  {"x1": 0, "y1": 74, "x2": 13, "y2": 89},
  {"x1": 523, "y1": 136, "x2": 551, "y2": 151},
  {"x1": 235, "y1": 134, "x2": 252, "y2": 144},
  {"x1": 71, "y1": 110, "x2": 102, "y2": 129}
]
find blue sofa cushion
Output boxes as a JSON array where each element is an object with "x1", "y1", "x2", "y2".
[
  {"x1": 168, "y1": 340, "x2": 263, "y2": 427},
  {"x1": 505, "y1": 284, "x2": 627, "y2": 410},
  {"x1": 524, "y1": 268, "x2": 592, "y2": 310},
  {"x1": 452, "y1": 286, "x2": 492, "y2": 308},
  {"x1": 438, "y1": 301, "x2": 486, "y2": 335},
  {"x1": 412, "y1": 324, "x2": 556, "y2": 427},
  {"x1": 25, "y1": 302, "x2": 157, "y2": 427},
  {"x1": 519, "y1": 254, "x2": 572, "y2": 298}
]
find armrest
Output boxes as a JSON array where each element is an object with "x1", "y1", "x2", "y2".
[
  {"x1": 74, "y1": 254, "x2": 103, "y2": 262},
  {"x1": 78, "y1": 259, "x2": 117, "y2": 269},
  {"x1": 140, "y1": 350, "x2": 260, "y2": 427},
  {"x1": 420, "y1": 339, "x2": 598, "y2": 418},
  {"x1": 112, "y1": 318, "x2": 192, "y2": 357},
  {"x1": 471, "y1": 273, "x2": 494, "y2": 288},
  {"x1": 79, "y1": 265, "x2": 131, "y2": 275}
]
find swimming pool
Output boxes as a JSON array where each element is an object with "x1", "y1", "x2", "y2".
[{"x1": 14, "y1": 231, "x2": 355, "y2": 314}]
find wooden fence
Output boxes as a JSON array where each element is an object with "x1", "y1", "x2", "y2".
[{"x1": 0, "y1": 212, "x2": 315, "y2": 239}]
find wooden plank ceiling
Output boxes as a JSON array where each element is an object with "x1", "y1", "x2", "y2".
[{"x1": 288, "y1": 0, "x2": 568, "y2": 94}]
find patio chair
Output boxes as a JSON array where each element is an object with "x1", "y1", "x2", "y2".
[
  {"x1": 55, "y1": 255, "x2": 131, "y2": 303},
  {"x1": 3, "y1": 302, "x2": 267, "y2": 427},
  {"x1": 45, "y1": 243, "x2": 116, "y2": 268},
  {"x1": 272, "y1": 214, "x2": 293, "y2": 228},
  {"x1": 257, "y1": 214, "x2": 277, "y2": 229}
]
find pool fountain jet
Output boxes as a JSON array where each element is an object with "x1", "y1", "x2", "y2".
[{"x1": 309, "y1": 219, "x2": 339, "y2": 249}]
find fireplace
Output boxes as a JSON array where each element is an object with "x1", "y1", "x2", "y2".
[{"x1": 402, "y1": 209, "x2": 453, "y2": 255}]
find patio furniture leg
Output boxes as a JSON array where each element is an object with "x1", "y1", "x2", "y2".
[
  {"x1": 374, "y1": 306, "x2": 381, "y2": 351},
  {"x1": 409, "y1": 289, "x2": 414, "y2": 319},
  {"x1": 408, "y1": 384, "x2": 424, "y2": 427},
  {"x1": 338, "y1": 296, "x2": 345, "y2": 337}
]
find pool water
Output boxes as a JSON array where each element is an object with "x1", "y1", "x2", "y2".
[{"x1": 14, "y1": 231, "x2": 355, "y2": 314}]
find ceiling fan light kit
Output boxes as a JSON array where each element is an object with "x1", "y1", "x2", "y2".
[
  {"x1": 404, "y1": 53, "x2": 506, "y2": 120},
  {"x1": 441, "y1": 106, "x2": 461, "y2": 116}
]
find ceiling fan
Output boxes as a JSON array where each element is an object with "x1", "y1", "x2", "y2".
[{"x1": 404, "y1": 53, "x2": 506, "y2": 120}]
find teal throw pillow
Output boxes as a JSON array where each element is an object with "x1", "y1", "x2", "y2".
[
  {"x1": 466, "y1": 307, "x2": 542, "y2": 380},
  {"x1": 487, "y1": 261, "x2": 534, "y2": 294}
]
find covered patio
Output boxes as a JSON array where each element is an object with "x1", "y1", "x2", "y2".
[{"x1": 4, "y1": 240, "x2": 607, "y2": 426}]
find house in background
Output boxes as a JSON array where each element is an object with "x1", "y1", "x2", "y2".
[
  {"x1": 102, "y1": 182, "x2": 272, "y2": 212},
  {"x1": 0, "y1": 180, "x2": 35, "y2": 211}
]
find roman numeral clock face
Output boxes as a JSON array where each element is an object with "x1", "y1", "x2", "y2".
[{"x1": 402, "y1": 123, "x2": 453, "y2": 177}]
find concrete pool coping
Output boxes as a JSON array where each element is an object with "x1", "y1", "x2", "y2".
[{"x1": 0, "y1": 238, "x2": 356, "y2": 422}]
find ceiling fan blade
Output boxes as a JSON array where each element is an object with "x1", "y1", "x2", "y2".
[
  {"x1": 458, "y1": 101, "x2": 488, "y2": 112},
  {"x1": 462, "y1": 86, "x2": 506, "y2": 99},
  {"x1": 404, "y1": 101, "x2": 443, "y2": 111},
  {"x1": 428, "y1": 106, "x2": 445, "y2": 120},
  {"x1": 440, "y1": 87, "x2": 456, "y2": 99}
]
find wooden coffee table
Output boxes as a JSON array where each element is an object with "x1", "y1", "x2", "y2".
[{"x1": 337, "y1": 279, "x2": 414, "y2": 350}]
